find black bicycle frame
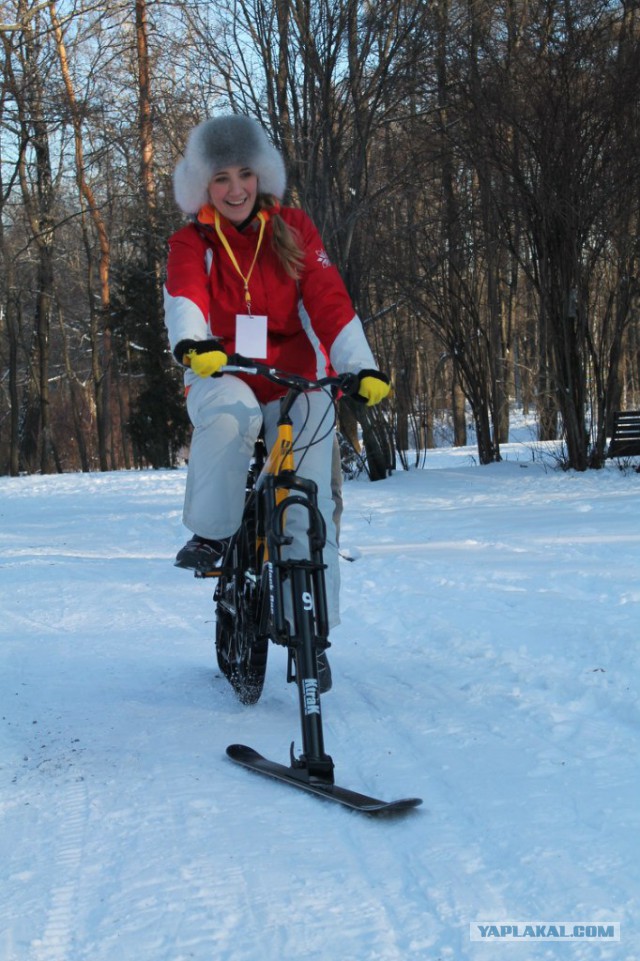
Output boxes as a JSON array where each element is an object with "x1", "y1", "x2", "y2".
[{"x1": 215, "y1": 358, "x2": 361, "y2": 783}]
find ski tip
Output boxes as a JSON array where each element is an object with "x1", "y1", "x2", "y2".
[
  {"x1": 227, "y1": 743, "x2": 261, "y2": 761},
  {"x1": 364, "y1": 797, "x2": 423, "y2": 815}
]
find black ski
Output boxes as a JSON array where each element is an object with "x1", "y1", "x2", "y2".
[{"x1": 227, "y1": 744, "x2": 423, "y2": 815}]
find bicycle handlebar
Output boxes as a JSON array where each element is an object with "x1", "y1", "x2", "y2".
[{"x1": 221, "y1": 353, "x2": 363, "y2": 400}]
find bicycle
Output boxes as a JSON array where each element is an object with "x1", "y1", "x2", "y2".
[{"x1": 201, "y1": 354, "x2": 422, "y2": 814}]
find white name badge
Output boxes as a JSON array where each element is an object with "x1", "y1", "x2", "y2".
[{"x1": 235, "y1": 314, "x2": 268, "y2": 359}]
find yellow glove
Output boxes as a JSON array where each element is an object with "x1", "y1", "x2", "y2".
[
  {"x1": 356, "y1": 369, "x2": 391, "y2": 407},
  {"x1": 183, "y1": 343, "x2": 228, "y2": 378}
]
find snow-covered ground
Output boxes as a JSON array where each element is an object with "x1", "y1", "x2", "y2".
[{"x1": 1, "y1": 436, "x2": 639, "y2": 960}]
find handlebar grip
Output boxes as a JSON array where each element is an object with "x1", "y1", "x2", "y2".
[
  {"x1": 224, "y1": 353, "x2": 256, "y2": 368},
  {"x1": 339, "y1": 372, "x2": 365, "y2": 401}
]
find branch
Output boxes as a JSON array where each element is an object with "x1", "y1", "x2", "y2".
[
  {"x1": 1, "y1": 0, "x2": 120, "y2": 34},
  {"x1": 0, "y1": 0, "x2": 52, "y2": 32}
]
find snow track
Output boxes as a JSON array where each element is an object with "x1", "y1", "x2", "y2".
[{"x1": 32, "y1": 778, "x2": 89, "y2": 961}]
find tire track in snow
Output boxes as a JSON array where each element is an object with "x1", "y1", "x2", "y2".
[{"x1": 31, "y1": 777, "x2": 88, "y2": 961}]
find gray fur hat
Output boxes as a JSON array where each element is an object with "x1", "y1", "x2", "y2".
[{"x1": 173, "y1": 114, "x2": 286, "y2": 214}]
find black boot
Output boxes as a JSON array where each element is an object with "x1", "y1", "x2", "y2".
[{"x1": 174, "y1": 535, "x2": 229, "y2": 573}]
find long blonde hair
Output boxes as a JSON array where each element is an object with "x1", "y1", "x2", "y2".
[{"x1": 259, "y1": 194, "x2": 305, "y2": 280}]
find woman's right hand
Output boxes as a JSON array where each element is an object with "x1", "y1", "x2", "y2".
[
  {"x1": 176, "y1": 339, "x2": 229, "y2": 377},
  {"x1": 186, "y1": 347, "x2": 228, "y2": 377}
]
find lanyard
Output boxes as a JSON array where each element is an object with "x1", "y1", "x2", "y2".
[{"x1": 214, "y1": 209, "x2": 267, "y2": 315}]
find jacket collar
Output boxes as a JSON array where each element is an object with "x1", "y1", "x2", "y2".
[{"x1": 196, "y1": 200, "x2": 280, "y2": 234}]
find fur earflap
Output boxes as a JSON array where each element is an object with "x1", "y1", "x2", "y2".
[{"x1": 173, "y1": 115, "x2": 286, "y2": 214}]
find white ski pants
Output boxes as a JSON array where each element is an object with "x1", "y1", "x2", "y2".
[{"x1": 183, "y1": 374, "x2": 340, "y2": 626}]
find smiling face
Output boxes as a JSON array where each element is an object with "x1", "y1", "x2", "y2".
[{"x1": 207, "y1": 165, "x2": 259, "y2": 224}]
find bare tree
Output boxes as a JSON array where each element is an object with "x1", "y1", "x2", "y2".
[
  {"x1": 48, "y1": 0, "x2": 115, "y2": 469},
  {"x1": 2, "y1": 0, "x2": 61, "y2": 472}
]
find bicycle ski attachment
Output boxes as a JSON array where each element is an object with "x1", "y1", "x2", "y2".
[
  {"x1": 225, "y1": 471, "x2": 422, "y2": 816},
  {"x1": 226, "y1": 744, "x2": 423, "y2": 815}
]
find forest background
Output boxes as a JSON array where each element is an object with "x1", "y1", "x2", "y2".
[{"x1": 1, "y1": 0, "x2": 640, "y2": 479}]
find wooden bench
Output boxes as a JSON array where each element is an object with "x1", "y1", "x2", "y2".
[{"x1": 607, "y1": 410, "x2": 640, "y2": 458}]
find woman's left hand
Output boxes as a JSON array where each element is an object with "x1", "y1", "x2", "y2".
[{"x1": 355, "y1": 370, "x2": 391, "y2": 406}]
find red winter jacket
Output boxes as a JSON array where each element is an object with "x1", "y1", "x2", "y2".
[{"x1": 163, "y1": 204, "x2": 373, "y2": 403}]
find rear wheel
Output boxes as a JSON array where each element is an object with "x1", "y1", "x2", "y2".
[{"x1": 215, "y1": 510, "x2": 268, "y2": 705}]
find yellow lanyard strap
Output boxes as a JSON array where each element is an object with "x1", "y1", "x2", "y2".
[{"x1": 214, "y1": 209, "x2": 267, "y2": 314}]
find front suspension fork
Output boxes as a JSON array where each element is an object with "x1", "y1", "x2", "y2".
[
  {"x1": 265, "y1": 475, "x2": 334, "y2": 783},
  {"x1": 286, "y1": 564, "x2": 334, "y2": 783}
]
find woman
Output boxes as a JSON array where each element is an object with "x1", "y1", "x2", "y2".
[{"x1": 163, "y1": 114, "x2": 389, "y2": 681}]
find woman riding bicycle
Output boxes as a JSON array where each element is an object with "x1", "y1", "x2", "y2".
[{"x1": 163, "y1": 114, "x2": 390, "y2": 650}]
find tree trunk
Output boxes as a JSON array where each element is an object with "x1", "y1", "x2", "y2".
[
  {"x1": 6, "y1": 293, "x2": 21, "y2": 476},
  {"x1": 452, "y1": 375, "x2": 467, "y2": 447},
  {"x1": 49, "y1": 0, "x2": 113, "y2": 470}
]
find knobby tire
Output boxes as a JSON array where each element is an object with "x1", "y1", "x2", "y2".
[{"x1": 215, "y1": 495, "x2": 268, "y2": 705}]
